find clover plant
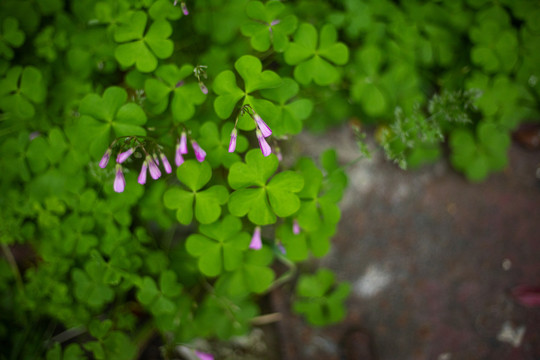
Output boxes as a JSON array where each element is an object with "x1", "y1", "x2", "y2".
[{"x1": 1, "y1": 0, "x2": 539, "y2": 359}]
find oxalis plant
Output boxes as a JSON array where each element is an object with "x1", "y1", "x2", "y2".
[
  {"x1": 0, "y1": 0, "x2": 351, "y2": 359},
  {"x1": 1, "y1": 0, "x2": 539, "y2": 359}
]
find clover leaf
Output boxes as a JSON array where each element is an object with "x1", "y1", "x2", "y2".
[
  {"x1": 0, "y1": 66, "x2": 45, "y2": 119},
  {"x1": 135, "y1": 271, "x2": 183, "y2": 315},
  {"x1": 148, "y1": 0, "x2": 182, "y2": 21},
  {"x1": 241, "y1": 0, "x2": 297, "y2": 52},
  {"x1": 284, "y1": 23, "x2": 349, "y2": 85},
  {"x1": 144, "y1": 64, "x2": 206, "y2": 121},
  {"x1": 450, "y1": 121, "x2": 510, "y2": 182},
  {"x1": 76, "y1": 86, "x2": 147, "y2": 158},
  {"x1": 72, "y1": 260, "x2": 114, "y2": 308},
  {"x1": 213, "y1": 55, "x2": 282, "y2": 130},
  {"x1": 216, "y1": 245, "x2": 275, "y2": 296},
  {"x1": 0, "y1": 17, "x2": 25, "y2": 59},
  {"x1": 185, "y1": 215, "x2": 251, "y2": 277},
  {"x1": 197, "y1": 121, "x2": 249, "y2": 168},
  {"x1": 163, "y1": 160, "x2": 228, "y2": 225},
  {"x1": 228, "y1": 149, "x2": 304, "y2": 225},
  {"x1": 293, "y1": 268, "x2": 350, "y2": 326},
  {"x1": 260, "y1": 77, "x2": 313, "y2": 136},
  {"x1": 114, "y1": 11, "x2": 173, "y2": 73}
]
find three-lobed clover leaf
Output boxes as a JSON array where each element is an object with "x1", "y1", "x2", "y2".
[
  {"x1": 213, "y1": 55, "x2": 282, "y2": 130},
  {"x1": 135, "y1": 271, "x2": 183, "y2": 315},
  {"x1": 114, "y1": 11, "x2": 173, "y2": 73},
  {"x1": 293, "y1": 268, "x2": 351, "y2": 326},
  {"x1": 185, "y1": 215, "x2": 251, "y2": 277},
  {"x1": 284, "y1": 23, "x2": 349, "y2": 85},
  {"x1": 144, "y1": 64, "x2": 206, "y2": 121},
  {"x1": 72, "y1": 260, "x2": 114, "y2": 308},
  {"x1": 0, "y1": 17, "x2": 25, "y2": 59},
  {"x1": 0, "y1": 66, "x2": 45, "y2": 119},
  {"x1": 241, "y1": 0, "x2": 297, "y2": 52},
  {"x1": 450, "y1": 121, "x2": 510, "y2": 182},
  {"x1": 260, "y1": 77, "x2": 313, "y2": 136},
  {"x1": 197, "y1": 121, "x2": 249, "y2": 168},
  {"x1": 163, "y1": 160, "x2": 228, "y2": 225},
  {"x1": 77, "y1": 86, "x2": 147, "y2": 158},
  {"x1": 215, "y1": 245, "x2": 275, "y2": 296},
  {"x1": 228, "y1": 149, "x2": 304, "y2": 225},
  {"x1": 148, "y1": 0, "x2": 182, "y2": 21}
]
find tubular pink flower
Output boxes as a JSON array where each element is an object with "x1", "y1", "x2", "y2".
[
  {"x1": 254, "y1": 113, "x2": 272, "y2": 138},
  {"x1": 250, "y1": 226, "x2": 262, "y2": 250},
  {"x1": 175, "y1": 141, "x2": 184, "y2": 167},
  {"x1": 99, "y1": 148, "x2": 112, "y2": 168},
  {"x1": 293, "y1": 219, "x2": 301, "y2": 235},
  {"x1": 181, "y1": 2, "x2": 189, "y2": 15},
  {"x1": 147, "y1": 156, "x2": 161, "y2": 180},
  {"x1": 256, "y1": 130, "x2": 272, "y2": 157},
  {"x1": 114, "y1": 164, "x2": 125, "y2": 193},
  {"x1": 199, "y1": 82, "x2": 208, "y2": 94},
  {"x1": 277, "y1": 241, "x2": 286, "y2": 254},
  {"x1": 194, "y1": 351, "x2": 214, "y2": 360},
  {"x1": 153, "y1": 153, "x2": 160, "y2": 166},
  {"x1": 138, "y1": 160, "x2": 148, "y2": 185},
  {"x1": 160, "y1": 153, "x2": 172, "y2": 174},
  {"x1": 179, "y1": 131, "x2": 188, "y2": 154},
  {"x1": 116, "y1": 148, "x2": 135, "y2": 164},
  {"x1": 191, "y1": 140, "x2": 206, "y2": 162},
  {"x1": 228, "y1": 128, "x2": 238, "y2": 153}
]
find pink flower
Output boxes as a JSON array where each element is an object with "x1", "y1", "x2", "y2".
[
  {"x1": 191, "y1": 140, "x2": 206, "y2": 162},
  {"x1": 293, "y1": 219, "x2": 301, "y2": 235},
  {"x1": 199, "y1": 83, "x2": 208, "y2": 95},
  {"x1": 250, "y1": 226, "x2": 262, "y2": 250},
  {"x1": 254, "y1": 113, "x2": 272, "y2": 138},
  {"x1": 179, "y1": 131, "x2": 188, "y2": 154},
  {"x1": 116, "y1": 148, "x2": 135, "y2": 164},
  {"x1": 175, "y1": 141, "x2": 184, "y2": 167},
  {"x1": 138, "y1": 160, "x2": 148, "y2": 185},
  {"x1": 160, "y1": 153, "x2": 172, "y2": 174},
  {"x1": 147, "y1": 156, "x2": 161, "y2": 180},
  {"x1": 181, "y1": 2, "x2": 189, "y2": 15},
  {"x1": 194, "y1": 351, "x2": 213, "y2": 360},
  {"x1": 256, "y1": 130, "x2": 272, "y2": 157},
  {"x1": 228, "y1": 128, "x2": 238, "y2": 153},
  {"x1": 114, "y1": 164, "x2": 125, "y2": 193},
  {"x1": 99, "y1": 148, "x2": 112, "y2": 168}
]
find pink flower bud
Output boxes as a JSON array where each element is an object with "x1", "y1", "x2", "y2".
[
  {"x1": 199, "y1": 82, "x2": 208, "y2": 94},
  {"x1": 254, "y1": 113, "x2": 272, "y2": 138},
  {"x1": 147, "y1": 156, "x2": 161, "y2": 180},
  {"x1": 293, "y1": 219, "x2": 301, "y2": 235},
  {"x1": 228, "y1": 128, "x2": 238, "y2": 153},
  {"x1": 191, "y1": 140, "x2": 206, "y2": 162},
  {"x1": 99, "y1": 148, "x2": 112, "y2": 168},
  {"x1": 175, "y1": 141, "x2": 185, "y2": 167},
  {"x1": 181, "y1": 2, "x2": 189, "y2": 15},
  {"x1": 160, "y1": 153, "x2": 172, "y2": 174},
  {"x1": 256, "y1": 130, "x2": 272, "y2": 157},
  {"x1": 194, "y1": 351, "x2": 214, "y2": 360},
  {"x1": 179, "y1": 131, "x2": 188, "y2": 154},
  {"x1": 250, "y1": 227, "x2": 262, "y2": 250},
  {"x1": 116, "y1": 148, "x2": 135, "y2": 164},
  {"x1": 138, "y1": 160, "x2": 148, "y2": 185},
  {"x1": 114, "y1": 164, "x2": 125, "y2": 193}
]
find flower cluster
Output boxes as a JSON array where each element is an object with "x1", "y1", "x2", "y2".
[
  {"x1": 228, "y1": 105, "x2": 273, "y2": 157},
  {"x1": 99, "y1": 134, "x2": 206, "y2": 193}
]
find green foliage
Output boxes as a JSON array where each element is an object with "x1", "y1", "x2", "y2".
[
  {"x1": 1, "y1": 0, "x2": 538, "y2": 358},
  {"x1": 284, "y1": 23, "x2": 349, "y2": 85},
  {"x1": 114, "y1": 11, "x2": 173, "y2": 72},
  {"x1": 228, "y1": 149, "x2": 304, "y2": 225},
  {"x1": 293, "y1": 269, "x2": 350, "y2": 326},
  {"x1": 164, "y1": 160, "x2": 228, "y2": 225}
]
